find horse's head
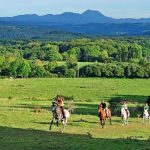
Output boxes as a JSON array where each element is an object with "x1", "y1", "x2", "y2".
[{"x1": 99, "y1": 104, "x2": 103, "y2": 109}]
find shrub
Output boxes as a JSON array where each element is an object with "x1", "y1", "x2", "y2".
[
  {"x1": 66, "y1": 69, "x2": 76, "y2": 78},
  {"x1": 109, "y1": 97, "x2": 123, "y2": 116},
  {"x1": 146, "y1": 96, "x2": 150, "y2": 106}
]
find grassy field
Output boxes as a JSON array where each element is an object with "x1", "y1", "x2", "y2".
[
  {"x1": 0, "y1": 78, "x2": 150, "y2": 101},
  {"x1": 0, "y1": 78, "x2": 150, "y2": 150},
  {"x1": 57, "y1": 61, "x2": 94, "y2": 68}
]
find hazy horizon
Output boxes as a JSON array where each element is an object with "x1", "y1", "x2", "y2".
[
  {"x1": 0, "y1": 0, "x2": 150, "y2": 18},
  {"x1": 1, "y1": 9, "x2": 150, "y2": 19}
]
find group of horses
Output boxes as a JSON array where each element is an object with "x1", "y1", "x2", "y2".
[{"x1": 49, "y1": 102, "x2": 150, "y2": 132}]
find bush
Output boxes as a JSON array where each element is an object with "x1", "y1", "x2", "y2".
[
  {"x1": 54, "y1": 65, "x2": 68, "y2": 77},
  {"x1": 146, "y1": 96, "x2": 150, "y2": 106},
  {"x1": 44, "y1": 71, "x2": 58, "y2": 78},
  {"x1": 66, "y1": 69, "x2": 76, "y2": 78},
  {"x1": 80, "y1": 63, "x2": 150, "y2": 78},
  {"x1": 109, "y1": 97, "x2": 123, "y2": 116}
]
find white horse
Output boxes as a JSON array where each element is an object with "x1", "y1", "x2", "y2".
[
  {"x1": 49, "y1": 106, "x2": 71, "y2": 133},
  {"x1": 143, "y1": 110, "x2": 150, "y2": 124},
  {"x1": 121, "y1": 107, "x2": 130, "y2": 125},
  {"x1": 61, "y1": 109, "x2": 70, "y2": 126}
]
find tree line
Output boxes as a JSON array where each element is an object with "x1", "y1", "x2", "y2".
[{"x1": 0, "y1": 37, "x2": 150, "y2": 78}]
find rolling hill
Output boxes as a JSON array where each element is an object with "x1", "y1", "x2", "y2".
[{"x1": 0, "y1": 10, "x2": 150, "y2": 39}]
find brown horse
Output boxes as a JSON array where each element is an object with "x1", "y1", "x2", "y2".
[
  {"x1": 98, "y1": 104, "x2": 106, "y2": 128},
  {"x1": 106, "y1": 106, "x2": 112, "y2": 125},
  {"x1": 98, "y1": 105, "x2": 112, "y2": 128}
]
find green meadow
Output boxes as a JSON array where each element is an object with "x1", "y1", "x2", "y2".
[{"x1": 0, "y1": 78, "x2": 150, "y2": 150}]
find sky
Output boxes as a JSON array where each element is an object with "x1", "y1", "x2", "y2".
[{"x1": 0, "y1": 0, "x2": 150, "y2": 18}]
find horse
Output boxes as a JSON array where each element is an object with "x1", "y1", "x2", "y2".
[
  {"x1": 49, "y1": 102, "x2": 72, "y2": 133},
  {"x1": 143, "y1": 109, "x2": 150, "y2": 124},
  {"x1": 98, "y1": 105, "x2": 107, "y2": 128},
  {"x1": 106, "y1": 107, "x2": 112, "y2": 125},
  {"x1": 121, "y1": 107, "x2": 130, "y2": 125}
]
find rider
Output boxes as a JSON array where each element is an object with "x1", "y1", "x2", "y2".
[
  {"x1": 123, "y1": 100, "x2": 128, "y2": 109},
  {"x1": 100, "y1": 100, "x2": 108, "y2": 117},
  {"x1": 56, "y1": 96, "x2": 66, "y2": 120},
  {"x1": 144, "y1": 102, "x2": 149, "y2": 111}
]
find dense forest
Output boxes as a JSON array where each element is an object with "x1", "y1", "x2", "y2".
[
  {"x1": 0, "y1": 37, "x2": 150, "y2": 78},
  {"x1": 0, "y1": 23, "x2": 86, "y2": 41}
]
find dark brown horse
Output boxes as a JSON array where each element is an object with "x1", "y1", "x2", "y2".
[{"x1": 98, "y1": 105, "x2": 112, "y2": 128}]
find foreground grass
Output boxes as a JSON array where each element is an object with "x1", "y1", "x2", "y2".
[
  {"x1": 0, "y1": 78, "x2": 150, "y2": 150},
  {"x1": 0, "y1": 107, "x2": 150, "y2": 150}
]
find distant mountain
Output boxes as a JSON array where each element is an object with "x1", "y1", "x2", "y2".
[
  {"x1": 0, "y1": 22, "x2": 150, "y2": 41},
  {"x1": 0, "y1": 10, "x2": 150, "y2": 39},
  {"x1": 50, "y1": 23, "x2": 150, "y2": 36},
  {"x1": 0, "y1": 10, "x2": 150, "y2": 25},
  {"x1": 0, "y1": 23, "x2": 86, "y2": 41}
]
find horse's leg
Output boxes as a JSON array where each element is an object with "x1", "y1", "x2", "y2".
[
  {"x1": 107, "y1": 116, "x2": 112, "y2": 125},
  {"x1": 63, "y1": 118, "x2": 67, "y2": 126},
  {"x1": 143, "y1": 116, "x2": 145, "y2": 124},
  {"x1": 101, "y1": 119, "x2": 104, "y2": 128},
  {"x1": 108, "y1": 110, "x2": 112, "y2": 125},
  {"x1": 59, "y1": 119, "x2": 66, "y2": 133},
  {"x1": 99, "y1": 117, "x2": 103, "y2": 128},
  {"x1": 100, "y1": 118, "x2": 105, "y2": 128},
  {"x1": 126, "y1": 114, "x2": 129, "y2": 125},
  {"x1": 102, "y1": 119, "x2": 106, "y2": 128},
  {"x1": 56, "y1": 119, "x2": 59, "y2": 127},
  {"x1": 60, "y1": 124, "x2": 65, "y2": 133},
  {"x1": 121, "y1": 116, "x2": 124, "y2": 124},
  {"x1": 145, "y1": 118, "x2": 148, "y2": 125},
  {"x1": 109, "y1": 117, "x2": 112, "y2": 125},
  {"x1": 103, "y1": 119, "x2": 105, "y2": 127},
  {"x1": 49, "y1": 117, "x2": 54, "y2": 130},
  {"x1": 122, "y1": 116, "x2": 126, "y2": 126}
]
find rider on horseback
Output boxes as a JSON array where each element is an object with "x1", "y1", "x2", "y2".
[
  {"x1": 99, "y1": 100, "x2": 108, "y2": 117},
  {"x1": 56, "y1": 96, "x2": 66, "y2": 120},
  {"x1": 144, "y1": 102, "x2": 149, "y2": 111}
]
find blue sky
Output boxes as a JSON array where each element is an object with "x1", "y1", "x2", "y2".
[{"x1": 0, "y1": 0, "x2": 150, "y2": 18}]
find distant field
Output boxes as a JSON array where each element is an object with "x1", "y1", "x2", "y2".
[
  {"x1": 0, "y1": 78, "x2": 150, "y2": 150},
  {"x1": 57, "y1": 61, "x2": 94, "y2": 68},
  {"x1": 0, "y1": 78, "x2": 149, "y2": 101}
]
